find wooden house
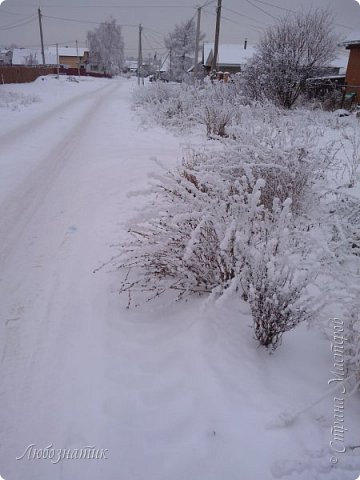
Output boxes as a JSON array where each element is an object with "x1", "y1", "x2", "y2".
[
  {"x1": 202, "y1": 42, "x2": 255, "y2": 74},
  {"x1": 344, "y1": 32, "x2": 360, "y2": 101},
  {"x1": 12, "y1": 46, "x2": 89, "y2": 68}
]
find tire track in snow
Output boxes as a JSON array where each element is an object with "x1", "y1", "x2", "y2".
[
  {"x1": 0, "y1": 79, "x2": 186, "y2": 480},
  {"x1": 0, "y1": 81, "x2": 118, "y2": 271},
  {"x1": 0, "y1": 82, "x2": 112, "y2": 148},
  {"x1": 0, "y1": 81, "x2": 121, "y2": 464}
]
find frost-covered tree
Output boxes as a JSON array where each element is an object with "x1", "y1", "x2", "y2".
[
  {"x1": 164, "y1": 18, "x2": 200, "y2": 81},
  {"x1": 242, "y1": 9, "x2": 339, "y2": 108},
  {"x1": 23, "y1": 52, "x2": 38, "y2": 66},
  {"x1": 87, "y1": 17, "x2": 124, "y2": 74}
]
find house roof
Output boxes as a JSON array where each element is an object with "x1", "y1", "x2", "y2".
[
  {"x1": 329, "y1": 48, "x2": 350, "y2": 75},
  {"x1": 55, "y1": 46, "x2": 88, "y2": 57},
  {"x1": 202, "y1": 43, "x2": 349, "y2": 75},
  {"x1": 12, "y1": 48, "x2": 55, "y2": 65},
  {"x1": 203, "y1": 43, "x2": 256, "y2": 67},
  {"x1": 125, "y1": 60, "x2": 138, "y2": 69},
  {"x1": 344, "y1": 30, "x2": 360, "y2": 46},
  {"x1": 12, "y1": 46, "x2": 88, "y2": 65}
]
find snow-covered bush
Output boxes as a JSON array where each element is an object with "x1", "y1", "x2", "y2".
[
  {"x1": 322, "y1": 189, "x2": 360, "y2": 260},
  {"x1": 343, "y1": 305, "x2": 360, "y2": 392},
  {"x1": 0, "y1": 88, "x2": 40, "y2": 110},
  {"x1": 118, "y1": 144, "x2": 321, "y2": 349},
  {"x1": 127, "y1": 80, "x2": 358, "y2": 352},
  {"x1": 133, "y1": 82, "x2": 197, "y2": 131},
  {"x1": 133, "y1": 80, "x2": 247, "y2": 136},
  {"x1": 316, "y1": 187, "x2": 360, "y2": 389},
  {"x1": 239, "y1": 197, "x2": 319, "y2": 349},
  {"x1": 119, "y1": 149, "x2": 241, "y2": 300},
  {"x1": 133, "y1": 81, "x2": 178, "y2": 108},
  {"x1": 340, "y1": 120, "x2": 360, "y2": 187},
  {"x1": 198, "y1": 102, "x2": 233, "y2": 138},
  {"x1": 193, "y1": 82, "x2": 244, "y2": 138},
  {"x1": 212, "y1": 108, "x2": 335, "y2": 215}
]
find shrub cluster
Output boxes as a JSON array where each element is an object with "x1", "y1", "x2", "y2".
[{"x1": 122, "y1": 81, "x2": 360, "y2": 358}]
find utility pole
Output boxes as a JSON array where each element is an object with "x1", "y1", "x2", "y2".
[
  {"x1": 38, "y1": 8, "x2": 45, "y2": 65},
  {"x1": 211, "y1": 0, "x2": 222, "y2": 73},
  {"x1": 137, "y1": 24, "x2": 144, "y2": 86},
  {"x1": 56, "y1": 43, "x2": 59, "y2": 77},
  {"x1": 194, "y1": 6, "x2": 201, "y2": 78},
  {"x1": 76, "y1": 40, "x2": 80, "y2": 78},
  {"x1": 169, "y1": 47, "x2": 172, "y2": 81}
]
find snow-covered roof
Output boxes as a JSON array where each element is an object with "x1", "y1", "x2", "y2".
[
  {"x1": 202, "y1": 43, "x2": 349, "y2": 75},
  {"x1": 329, "y1": 48, "x2": 350, "y2": 75},
  {"x1": 12, "y1": 48, "x2": 49, "y2": 65},
  {"x1": 125, "y1": 60, "x2": 138, "y2": 68},
  {"x1": 203, "y1": 43, "x2": 256, "y2": 67},
  {"x1": 159, "y1": 56, "x2": 169, "y2": 72},
  {"x1": 12, "y1": 47, "x2": 88, "y2": 65},
  {"x1": 344, "y1": 30, "x2": 360, "y2": 46},
  {"x1": 55, "y1": 46, "x2": 88, "y2": 57},
  {"x1": 307, "y1": 74, "x2": 345, "y2": 82}
]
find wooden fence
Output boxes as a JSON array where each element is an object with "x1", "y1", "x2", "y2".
[
  {"x1": 0, "y1": 66, "x2": 112, "y2": 84},
  {"x1": 0, "y1": 66, "x2": 57, "y2": 84}
]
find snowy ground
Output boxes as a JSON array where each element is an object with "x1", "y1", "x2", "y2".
[{"x1": 0, "y1": 76, "x2": 359, "y2": 480}]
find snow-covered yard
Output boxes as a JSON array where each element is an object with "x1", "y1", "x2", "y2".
[{"x1": 0, "y1": 76, "x2": 359, "y2": 480}]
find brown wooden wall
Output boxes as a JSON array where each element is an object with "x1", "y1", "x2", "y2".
[
  {"x1": 59, "y1": 56, "x2": 80, "y2": 68},
  {"x1": 0, "y1": 66, "x2": 56, "y2": 84},
  {"x1": 0, "y1": 66, "x2": 111, "y2": 84},
  {"x1": 345, "y1": 45, "x2": 360, "y2": 100}
]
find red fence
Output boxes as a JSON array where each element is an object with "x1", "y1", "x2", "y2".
[
  {"x1": 0, "y1": 66, "x2": 112, "y2": 84},
  {"x1": 0, "y1": 66, "x2": 57, "y2": 84}
]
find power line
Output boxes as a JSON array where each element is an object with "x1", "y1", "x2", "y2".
[
  {"x1": 142, "y1": 31, "x2": 155, "y2": 51},
  {"x1": 7, "y1": 3, "x2": 195, "y2": 8},
  {"x1": 42, "y1": 14, "x2": 137, "y2": 27},
  {"x1": 0, "y1": 15, "x2": 37, "y2": 31},
  {"x1": 242, "y1": 0, "x2": 278, "y2": 20},
  {"x1": 0, "y1": 9, "x2": 33, "y2": 17},
  {"x1": 17, "y1": 40, "x2": 88, "y2": 48},
  {"x1": 144, "y1": 26, "x2": 166, "y2": 38},
  {"x1": 249, "y1": 0, "x2": 294, "y2": 13},
  {"x1": 243, "y1": 0, "x2": 354, "y2": 30},
  {"x1": 42, "y1": 14, "x2": 102, "y2": 25},
  {"x1": 222, "y1": 6, "x2": 268, "y2": 26},
  {"x1": 124, "y1": 46, "x2": 166, "y2": 51},
  {"x1": 204, "y1": 8, "x2": 237, "y2": 26},
  {"x1": 203, "y1": 8, "x2": 263, "y2": 33},
  {"x1": 334, "y1": 23, "x2": 354, "y2": 31},
  {"x1": 143, "y1": 29, "x2": 166, "y2": 49},
  {"x1": 200, "y1": 0, "x2": 216, "y2": 7}
]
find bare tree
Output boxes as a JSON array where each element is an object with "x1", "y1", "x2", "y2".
[
  {"x1": 23, "y1": 52, "x2": 39, "y2": 66},
  {"x1": 87, "y1": 17, "x2": 124, "y2": 75},
  {"x1": 164, "y1": 18, "x2": 202, "y2": 81},
  {"x1": 242, "y1": 9, "x2": 339, "y2": 108}
]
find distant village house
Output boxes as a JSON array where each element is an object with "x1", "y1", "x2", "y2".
[
  {"x1": 0, "y1": 49, "x2": 12, "y2": 66},
  {"x1": 344, "y1": 32, "x2": 360, "y2": 101},
  {"x1": 11, "y1": 46, "x2": 89, "y2": 69},
  {"x1": 202, "y1": 41, "x2": 256, "y2": 75}
]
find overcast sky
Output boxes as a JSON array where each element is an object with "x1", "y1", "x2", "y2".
[{"x1": 1, "y1": 0, "x2": 360, "y2": 58}]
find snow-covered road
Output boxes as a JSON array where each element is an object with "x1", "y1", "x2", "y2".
[
  {"x1": 0, "y1": 77, "x2": 186, "y2": 480},
  {"x1": 1, "y1": 77, "x2": 359, "y2": 480}
]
